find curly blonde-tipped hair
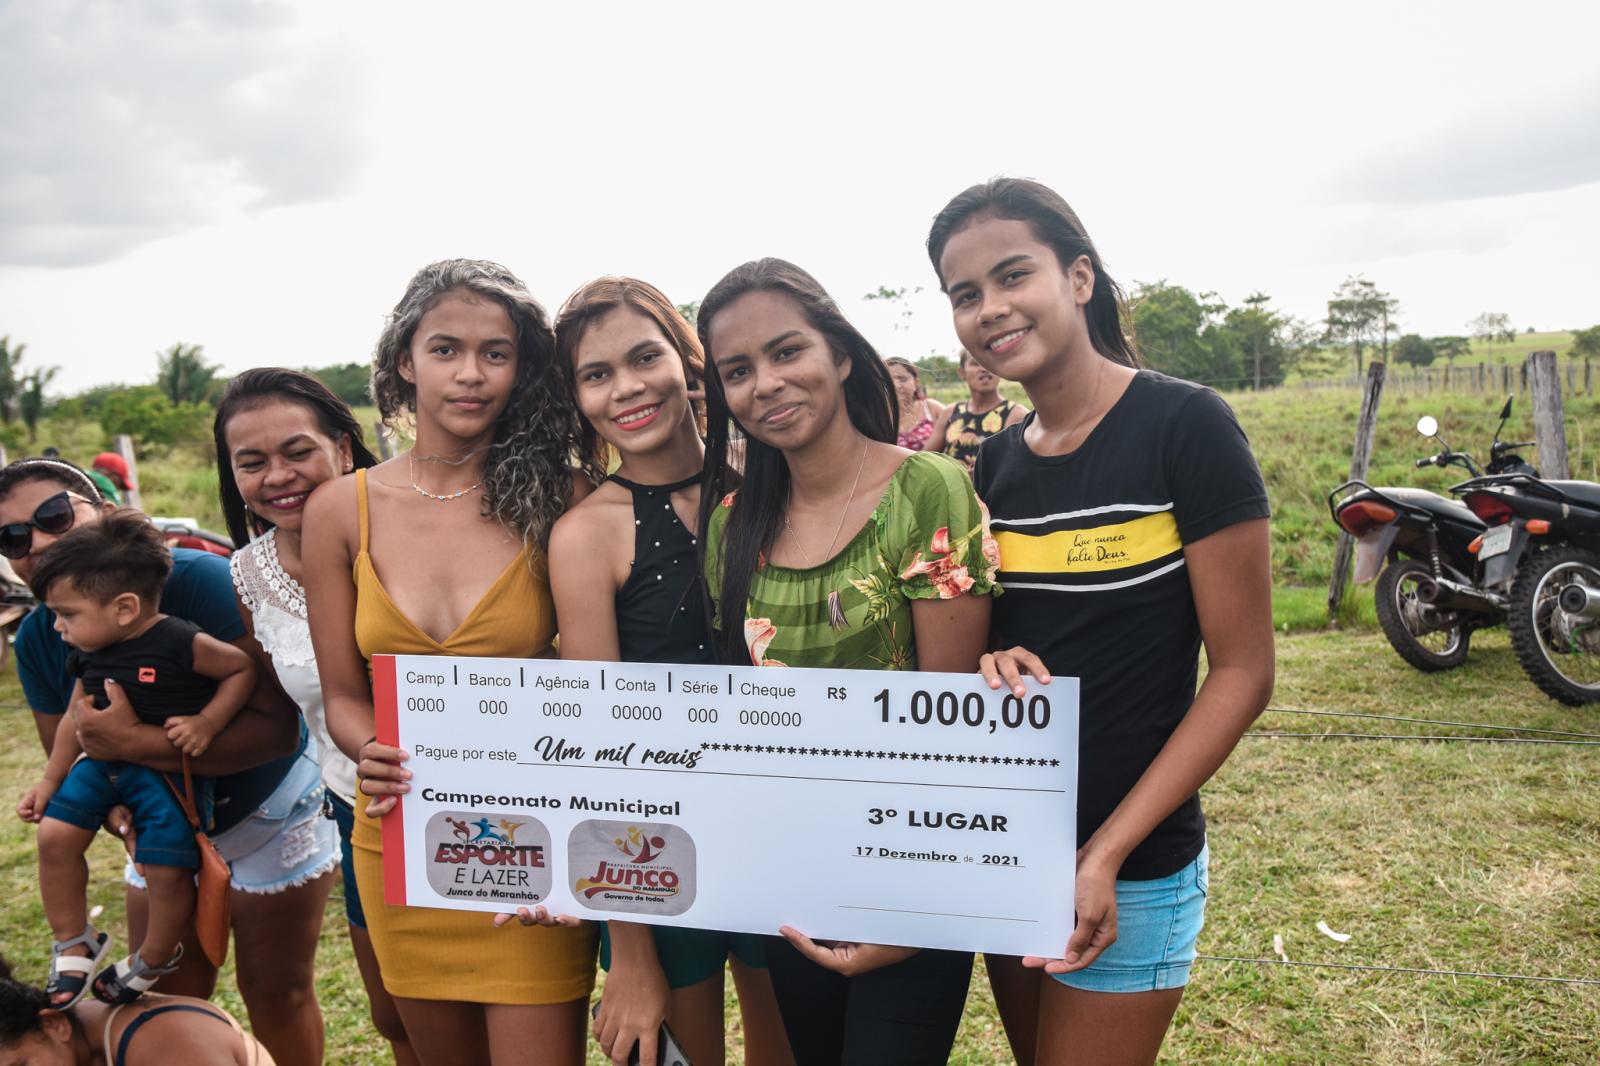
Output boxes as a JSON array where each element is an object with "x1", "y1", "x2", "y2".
[{"x1": 371, "y1": 259, "x2": 582, "y2": 551}]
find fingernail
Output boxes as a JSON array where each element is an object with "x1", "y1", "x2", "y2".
[{"x1": 1065, "y1": 951, "x2": 1078, "y2": 963}]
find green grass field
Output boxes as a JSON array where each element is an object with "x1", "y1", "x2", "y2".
[
  {"x1": 5, "y1": 386, "x2": 1599, "y2": 1060},
  {"x1": 1295, "y1": 331, "x2": 1579, "y2": 379},
  {"x1": 2, "y1": 628, "x2": 1594, "y2": 1063}
]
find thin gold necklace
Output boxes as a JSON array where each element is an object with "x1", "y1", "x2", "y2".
[
  {"x1": 408, "y1": 453, "x2": 481, "y2": 502},
  {"x1": 784, "y1": 442, "x2": 869, "y2": 568}
]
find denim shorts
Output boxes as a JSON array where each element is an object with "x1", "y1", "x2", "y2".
[
  {"x1": 325, "y1": 791, "x2": 366, "y2": 929},
  {"x1": 125, "y1": 748, "x2": 337, "y2": 894},
  {"x1": 47, "y1": 757, "x2": 211, "y2": 869},
  {"x1": 1052, "y1": 845, "x2": 1208, "y2": 993}
]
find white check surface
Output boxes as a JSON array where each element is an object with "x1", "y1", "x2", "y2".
[{"x1": 374, "y1": 655, "x2": 1078, "y2": 957}]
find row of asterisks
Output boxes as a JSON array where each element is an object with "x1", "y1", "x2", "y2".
[{"x1": 698, "y1": 741, "x2": 1060, "y2": 767}]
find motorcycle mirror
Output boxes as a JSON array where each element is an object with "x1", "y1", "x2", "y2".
[
  {"x1": 1416, "y1": 415, "x2": 1439, "y2": 438},
  {"x1": 1493, "y1": 395, "x2": 1513, "y2": 445}
]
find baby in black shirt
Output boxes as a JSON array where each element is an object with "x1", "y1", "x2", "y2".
[{"x1": 16, "y1": 511, "x2": 255, "y2": 1007}]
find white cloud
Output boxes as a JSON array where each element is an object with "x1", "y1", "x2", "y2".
[
  {"x1": 2, "y1": 0, "x2": 1599, "y2": 390},
  {"x1": 0, "y1": 0, "x2": 368, "y2": 266}
]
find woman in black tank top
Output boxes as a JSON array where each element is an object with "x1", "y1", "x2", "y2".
[
  {"x1": 606, "y1": 471, "x2": 709, "y2": 664},
  {"x1": 546, "y1": 278, "x2": 794, "y2": 1066},
  {"x1": 929, "y1": 348, "x2": 1029, "y2": 471}
]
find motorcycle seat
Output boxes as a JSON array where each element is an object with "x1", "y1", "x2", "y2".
[
  {"x1": 1545, "y1": 480, "x2": 1600, "y2": 509},
  {"x1": 1382, "y1": 487, "x2": 1484, "y2": 527}
]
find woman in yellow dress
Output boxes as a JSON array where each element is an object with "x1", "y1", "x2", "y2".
[{"x1": 305, "y1": 260, "x2": 599, "y2": 1065}]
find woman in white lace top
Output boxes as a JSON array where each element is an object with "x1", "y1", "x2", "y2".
[{"x1": 216, "y1": 368, "x2": 418, "y2": 1066}]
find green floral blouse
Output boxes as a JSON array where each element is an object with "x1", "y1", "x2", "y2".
[{"x1": 706, "y1": 450, "x2": 1001, "y2": 670}]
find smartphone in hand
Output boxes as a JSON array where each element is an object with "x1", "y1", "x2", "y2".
[{"x1": 590, "y1": 999, "x2": 692, "y2": 1066}]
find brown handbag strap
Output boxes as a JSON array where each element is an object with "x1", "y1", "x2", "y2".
[{"x1": 163, "y1": 753, "x2": 202, "y2": 831}]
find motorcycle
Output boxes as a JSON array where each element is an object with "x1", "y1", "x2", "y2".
[
  {"x1": 1326, "y1": 398, "x2": 1534, "y2": 671},
  {"x1": 149, "y1": 516, "x2": 234, "y2": 558},
  {"x1": 0, "y1": 555, "x2": 34, "y2": 673},
  {"x1": 1450, "y1": 410, "x2": 1600, "y2": 705}
]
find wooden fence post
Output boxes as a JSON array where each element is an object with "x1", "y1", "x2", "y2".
[
  {"x1": 113, "y1": 434, "x2": 143, "y2": 511},
  {"x1": 1587, "y1": 359, "x2": 1593, "y2": 398},
  {"x1": 374, "y1": 420, "x2": 394, "y2": 460},
  {"x1": 1328, "y1": 361, "x2": 1387, "y2": 622},
  {"x1": 1567, "y1": 360, "x2": 1576, "y2": 395},
  {"x1": 1528, "y1": 351, "x2": 1569, "y2": 480}
]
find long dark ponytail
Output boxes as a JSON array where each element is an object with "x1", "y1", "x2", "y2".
[
  {"x1": 213, "y1": 367, "x2": 381, "y2": 547},
  {"x1": 695, "y1": 258, "x2": 896, "y2": 665},
  {"x1": 927, "y1": 178, "x2": 1140, "y2": 368}
]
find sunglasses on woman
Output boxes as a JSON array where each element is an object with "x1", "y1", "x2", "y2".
[{"x1": 0, "y1": 491, "x2": 89, "y2": 559}]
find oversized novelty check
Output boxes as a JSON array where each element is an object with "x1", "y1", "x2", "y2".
[{"x1": 373, "y1": 655, "x2": 1078, "y2": 957}]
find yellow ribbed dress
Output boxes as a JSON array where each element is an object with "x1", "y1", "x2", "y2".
[{"x1": 349, "y1": 470, "x2": 598, "y2": 1004}]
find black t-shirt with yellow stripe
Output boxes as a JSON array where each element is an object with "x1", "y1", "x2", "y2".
[{"x1": 972, "y1": 371, "x2": 1270, "y2": 880}]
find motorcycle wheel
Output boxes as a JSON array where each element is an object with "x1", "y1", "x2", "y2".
[
  {"x1": 1508, "y1": 545, "x2": 1600, "y2": 706},
  {"x1": 1373, "y1": 559, "x2": 1471, "y2": 671}
]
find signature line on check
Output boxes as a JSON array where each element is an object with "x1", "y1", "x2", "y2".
[
  {"x1": 837, "y1": 905, "x2": 1038, "y2": 923},
  {"x1": 513, "y1": 761, "x2": 1067, "y2": 794}
]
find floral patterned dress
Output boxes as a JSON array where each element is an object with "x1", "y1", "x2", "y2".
[
  {"x1": 941, "y1": 398, "x2": 1019, "y2": 472},
  {"x1": 705, "y1": 450, "x2": 1001, "y2": 670}
]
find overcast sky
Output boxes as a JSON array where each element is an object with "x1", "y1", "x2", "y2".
[{"x1": 3, "y1": 0, "x2": 1598, "y2": 391}]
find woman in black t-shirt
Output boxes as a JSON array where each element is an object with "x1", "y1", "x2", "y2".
[{"x1": 927, "y1": 179, "x2": 1274, "y2": 1066}]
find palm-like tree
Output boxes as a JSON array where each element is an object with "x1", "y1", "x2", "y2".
[
  {"x1": 0, "y1": 335, "x2": 26, "y2": 423},
  {"x1": 157, "y1": 342, "x2": 220, "y2": 405},
  {"x1": 19, "y1": 366, "x2": 59, "y2": 441}
]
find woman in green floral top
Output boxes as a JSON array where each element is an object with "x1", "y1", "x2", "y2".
[{"x1": 695, "y1": 258, "x2": 1001, "y2": 1066}]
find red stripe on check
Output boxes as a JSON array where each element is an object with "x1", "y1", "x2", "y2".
[{"x1": 372, "y1": 655, "x2": 407, "y2": 906}]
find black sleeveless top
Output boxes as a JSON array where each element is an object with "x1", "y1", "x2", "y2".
[{"x1": 610, "y1": 473, "x2": 713, "y2": 665}]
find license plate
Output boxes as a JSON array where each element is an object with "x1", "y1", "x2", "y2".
[{"x1": 1479, "y1": 524, "x2": 1513, "y2": 560}]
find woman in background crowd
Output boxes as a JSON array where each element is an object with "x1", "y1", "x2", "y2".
[
  {"x1": 215, "y1": 368, "x2": 418, "y2": 1065},
  {"x1": 928, "y1": 348, "x2": 1029, "y2": 471},
  {"x1": 885, "y1": 356, "x2": 943, "y2": 451}
]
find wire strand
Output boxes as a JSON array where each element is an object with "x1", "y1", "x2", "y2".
[
  {"x1": 1198, "y1": 954, "x2": 1600, "y2": 987},
  {"x1": 1243, "y1": 731, "x2": 1600, "y2": 746},
  {"x1": 1263, "y1": 705, "x2": 1600, "y2": 740}
]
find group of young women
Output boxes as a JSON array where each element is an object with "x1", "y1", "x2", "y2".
[{"x1": 2, "y1": 177, "x2": 1273, "y2": 1066}]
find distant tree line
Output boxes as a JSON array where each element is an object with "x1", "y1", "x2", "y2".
[
  {"x1": 888, "y1": 272, "x2": 1595, "y2": 391},
  {"x1": 1125, "y1": 283, "x2": 1318, "y2": 390}
]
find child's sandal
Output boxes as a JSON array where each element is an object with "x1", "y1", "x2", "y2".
[
  {"x1": 46, "y1": 927, "x2": 111, "y2": 1008},
  {"x1": 91, "y1": 943, "x2": 184, "y2": 1005}
]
